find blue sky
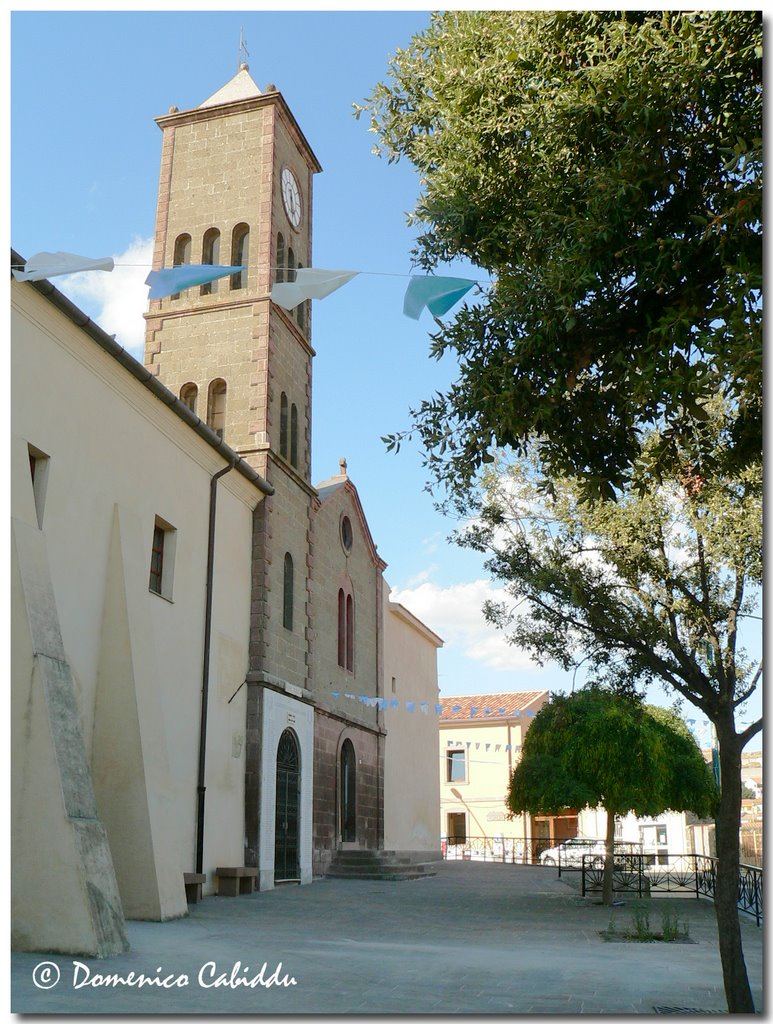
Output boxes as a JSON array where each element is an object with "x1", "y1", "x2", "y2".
[{"x1": 10, "y1": 9, "x2": 761, "y2": 747}]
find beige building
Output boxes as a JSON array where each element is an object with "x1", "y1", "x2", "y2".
[
  {"x1": 12, "y1": 267, "x2": 271, "y2": 954},
  {"x1": 12, "y1": 62, "x2": 442, "y2": 955},
  {"x1": 439, "y1": 692, "x2": 549, "y2": 857}
]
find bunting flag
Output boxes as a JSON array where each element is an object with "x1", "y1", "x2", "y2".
[
  {"x1": 326, "y1": 691, "x2": 540, "y2": 719},
  {"x1": 402, "y1": 275, "x2": 477, "y2": 320},
  {"x1": 271, "y1": 268, "x2": 359, "y2": 310},
  {"x1": 13, "y1": 250, "x2": 114, "y2": 282},
  {"x1": 145, "y1": 264, "x2": 245, "y2": 299}
]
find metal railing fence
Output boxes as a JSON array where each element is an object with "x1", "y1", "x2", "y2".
[{"x1": 580, "y1": 852, "x2": 762, "y2": 926}]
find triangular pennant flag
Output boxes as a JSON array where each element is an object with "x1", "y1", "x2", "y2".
[
  {"x1": 470, "y1": 707, "x2": 478, "y2": 717},
  {"x1": 331, "y1": 692, "x2": 340, "y2": 700},
  {"x1": 435, "y1": 705, "x2": 443, "y2": 715},
  {"x1": 402, "y1": 275, "x2": 476, "y2": 320},
  {"x1": 505, "y1": 744, "x2": 511, "y2": 752},
  {"x1": 146, "y1": 264, "x2": 245, "y2": 299},
  {"x1": 13, "y1": 251, "x2": 114, "y2": 282},
  {"x1": 406, "y1": 702, "x2": 415, "y2": 713},
  {"x1": 271, "y1": 268, "x2": 359, "y2": 310}
]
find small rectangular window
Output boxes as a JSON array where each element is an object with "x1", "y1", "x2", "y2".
[
  {"x1": 446, "y1": 749, "x2": 466, "y2": 783},
  {"x1": 149, "y1": 517, "x2": 176, "y2": 601},
  {"x1": 27, "y1": 444, "x2": 50, "y2": 529}
]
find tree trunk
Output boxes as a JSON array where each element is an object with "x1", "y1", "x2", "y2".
[
  {"x1": 714, "y1": 719, "x2": 755, "y2": 1012},
  {"x1": 602, "y1": 807, "x2": 615, "y2": 906}
]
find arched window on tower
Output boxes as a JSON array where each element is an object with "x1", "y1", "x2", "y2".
[
  {"x1": 172, "y1": 233, "x2": 192, "y2": 299},
  {"x1": 296, "y1": 262, "x2": 306, "y2": 332},
  {"x1": 287, "y1": 247, "x2": 296, "y2": 284},
  {"x1": 207, "y1": 379, "x2": 227, "y2": 440},
  {"x1": 290, "y1": 403, "x2": 299, "y2": 469},
  {"x1": 180, "y1": 382, "x2": 198, "y2": 415},
  {"x1": 230, "y1": 223, "x2": 249, "y2": 290},
  {"x1": 280, "y1": 392, "x2": 289, "y2": 458},
  {"x1": 200, "y1": 228, "x2": 221, "y2": 295},
  {"x1": 283, "y1": 552, "x2": 294, "y2": 631},
  {"x1": 276, "y1": 233, "x2": 285, "y2": 284}
]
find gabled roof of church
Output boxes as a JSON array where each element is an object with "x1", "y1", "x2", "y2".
[
  {"x1": 315, "y1": 461, "x2": 387, "y2": 571},
  {"x1": 199, "y1": 64, "x2": 262, "y2": 109}
]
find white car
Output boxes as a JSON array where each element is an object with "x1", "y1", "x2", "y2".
[{"x1": 539, "y1": 838, "x2": 607, "y2": 867}]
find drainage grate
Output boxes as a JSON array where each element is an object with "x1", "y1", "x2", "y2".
[{"x1": 653, "y1": 1008, "x2": 724, "y2": 1015}]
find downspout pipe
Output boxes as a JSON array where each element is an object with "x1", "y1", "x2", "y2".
[{"x1": 195, "y1": 459, "x2": 236, "y2": 875}]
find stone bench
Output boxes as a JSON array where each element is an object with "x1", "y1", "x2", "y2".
[
  {"x1": 216, "y1": 866, "x2": 258, "y2": 897},
  {"x1": 184, "y1": 872, "x2": 207, "y2": 904}
]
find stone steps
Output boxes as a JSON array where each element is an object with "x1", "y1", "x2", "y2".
[{"x1": 326, "y1": 849, "x2": 437, "y2": 882}]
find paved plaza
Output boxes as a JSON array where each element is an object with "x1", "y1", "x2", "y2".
[{"x1": 12, "y1": 862, "x2": 763, "y2": 1015}]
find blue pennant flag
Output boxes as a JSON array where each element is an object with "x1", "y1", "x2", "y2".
[
  {"x1": 512, "y1": 710, "x2": 521, "y2": 717},
  {"x1": 470, "y1": 707, "x2": 478, "y2": 717},
  {"x1": 505, "y1": 744, "x2": 511, "y2": 752},
  {"x1": 452, "y1": 705, "x2": 462, "y2": 713},
  {"x1": 402, "y1": 275, "x2": 477, "y2": 320},
  {"x1": 331, "y1": 692, "x2": 340, "y2": 700},
  {"x1": 498, "y1": 708, "x2": 507, "y2": 715},
  {"x1": 146, "y1": 264, "x2": 246, "y2": 299},
  {"x1": 483, "y1": 708, "x2": 492, "y2": 715},
  {"x1": 435, "y1": 704, "x2": 443, "y2": 715},
  {"x1": 406, "y1": 702, "x2": 415, "y2": 713}
]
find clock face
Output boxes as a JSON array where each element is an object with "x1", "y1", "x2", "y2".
[{"x1": 281, "y1": 167, "x2": 302, "y2": 229}]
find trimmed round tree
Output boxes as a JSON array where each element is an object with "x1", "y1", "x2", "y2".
[{"x1": 507, "y1": 689, "x2": 718, "y2": 906}]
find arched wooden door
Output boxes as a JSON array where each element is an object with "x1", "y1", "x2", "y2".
[
  {"x1": 340, "y1": 739, "x2": 356, "y2": 843},
  {"x1": 274, "y1": 729, "x2": 300, "y2": 881}
]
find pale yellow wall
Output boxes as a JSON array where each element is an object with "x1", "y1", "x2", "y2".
[
  {"x1": 440, "y1": 720, "x2": 528, "y2": 841},
  {"x1": 12, "y1": 281, "x2": 262, "y2": 915},
  {"x1": 383, "y1": 587, "x2": 442, "y2": 853}
]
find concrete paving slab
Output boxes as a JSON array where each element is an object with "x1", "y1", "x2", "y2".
[{"x1": 11, "y1": 862, "x2": 763, "y2": 1014}]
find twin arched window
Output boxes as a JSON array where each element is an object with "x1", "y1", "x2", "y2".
[
  {"x1": 337, "y1": 588, "x2": 354, "y2": 672},
  {"x1": 173, "y1": 233, "x2": 192, "y2": 267}
]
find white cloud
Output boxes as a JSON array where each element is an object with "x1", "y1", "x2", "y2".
[
  {"x1": 390, "y1": 579, "x2": 540, "y2": 672},
  {"x1": 56, "y1": 236, "x2": 153, "y2": 359}
]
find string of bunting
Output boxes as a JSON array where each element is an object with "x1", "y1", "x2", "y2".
[
  {"x1": 329, "y1": 691, "x2": 536, "y2": 718},
  {"x1": 12, "y1": 251, "x2": 484, "y2": 321}
]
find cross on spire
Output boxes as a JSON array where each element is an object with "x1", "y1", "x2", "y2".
[{"x1": 238, "y1": 27, "x2": 250, "y2": 69}]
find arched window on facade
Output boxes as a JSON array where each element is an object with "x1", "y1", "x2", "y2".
[
  {"x1": 172, "y1": 233, "x2": 192, "y2": 299},
  {"x1": 276, "y1": 233, "x2": 285, "y2": 284},
  {"x1": 290, "y1": 403, "x2": 299, "y2": 468},
  {"x1": 230, "y1": 223, "x2": 249, "y2": 290},
  {"x1": 200, "y1": 228, "x2": 221, "y2": 295},
  {"x1": 280, "y1": 392, "x2": 289, "y2": 458},
  {"x1": 283, "y1": 552, "x2": 294, "y2": 631},
  {"x1": 207, "y1": 379, "x2": 227, "y2": 440},
  {"x1": 337, "y1": 587, "x2": 354, "y2": 672},
  {"x1": 180, "y1": 382, "x2": 198, "y2": 415},
  {"x1": 287, "y1": 247, "x2": 296, "y2": 283}
]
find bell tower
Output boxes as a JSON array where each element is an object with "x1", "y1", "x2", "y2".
[{"x1": 143, "y1": 66, "x2": 322, "y2": 878}]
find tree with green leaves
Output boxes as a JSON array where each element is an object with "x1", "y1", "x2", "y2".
[
  {"x1": 507, "y1": 689, "x2": 718, "y2": 906},
  {"x1": 361, "y1": 10, "x2": 762, "y2": 501},
  {"x1": 460, "y1": 422, "x2": 761, "y2": 1011}
]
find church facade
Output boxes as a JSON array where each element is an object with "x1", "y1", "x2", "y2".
[{"x1": 11, "y1": 65, "x2": 441, "y2": 954}]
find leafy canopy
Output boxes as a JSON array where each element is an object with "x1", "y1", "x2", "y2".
[
  {"x1": 507, "y1": 688, "x2": 719, "y2": 819},
  {"x1": 361, "y1": 10, "x2": 762, "y2": 500},
  {"x1": 461, "y1": 413, "x2": 762, "y2": 744}
]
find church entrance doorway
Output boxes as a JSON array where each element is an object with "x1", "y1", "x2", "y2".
[
  {"x1": 274, "y1": 729, "x2": 300, "y2": 882},
  {"x1": 340, "y1": 739, "x2": 356, "y2": 843}
]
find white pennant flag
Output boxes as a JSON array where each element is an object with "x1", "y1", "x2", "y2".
[
  {"x1": 271, "y1": 268, "x2": 358, "y2": 310},
  {"x1": 13, "y1": 251, "x2": 115, "y2": 282}
]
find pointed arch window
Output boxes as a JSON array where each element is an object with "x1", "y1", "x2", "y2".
[
  {"x1": 283, "y1": 552, "x2": 294, "y2": 631},
  {"x1": 200, "y1": 228, "x2": 221, "y2": 295},
  {"x1": 230, "y1": 223, "x2": 250, "y2": 290},
  {"x1": 280, "y1": 392, "x2": 289, "y2": 458},
  {"x1": 207, "y1": 378, "x2": 227, "y2": 440},
  {"x1": 340, "y1": 739, "x2": 356, "y2": 843},
  {"x1": 337, "y1": 587, "x2": 354, "y2": 672},
  {"x1": 180, "y1": 382, "x2": 198, "y2": 415},
  {"x1": 276, "y1": 233, "x2": 285, "y2": 284},
  {"x1": 290, "y1": 403, "x2": 299, "y2": 469}
]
